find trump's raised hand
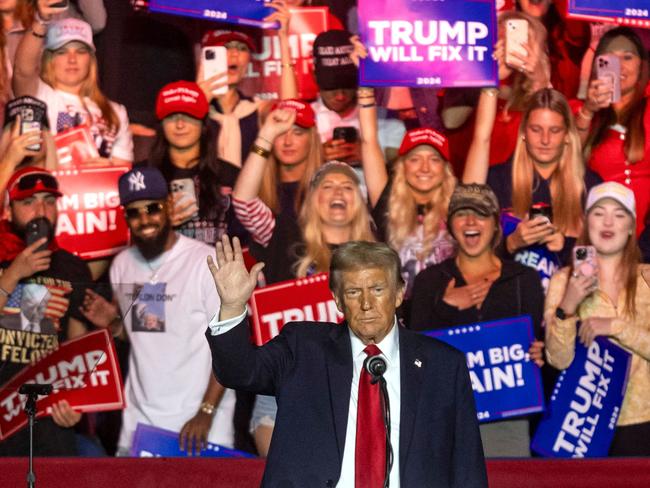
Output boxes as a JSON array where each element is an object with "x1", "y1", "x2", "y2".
[{"x1": 207, "y1": 235, "x2": 265, "y2": 320}]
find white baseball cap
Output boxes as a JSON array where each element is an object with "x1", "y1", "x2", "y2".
[
  {"x1": 585, "y1": 181, "x2": 636, "y2": 218},
  {"x1": 45, "y1": 18, "x2": 95, "y2": 52}
]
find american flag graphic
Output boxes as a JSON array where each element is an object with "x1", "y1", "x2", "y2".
[
  {"x1": 56, "y1": 110, "x2": 84, "y2": 133},
  {"x1": 1, "y1": 282, "x2": 71, "y2": 329}
]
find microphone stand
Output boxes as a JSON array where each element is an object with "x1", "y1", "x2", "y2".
[
  {"x1": 378, "y1": 376, "x2": 393, "y2": 488},
  {"x1": 19, "y1": 383, "x2": 53, "y2": 488}
]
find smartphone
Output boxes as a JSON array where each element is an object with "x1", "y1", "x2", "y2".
[
  {"x1": 201, "y1": 46, "x2": 228, "y2": 96},
  {"x1": 529, "y1": 203, "x2": 553, "y2": 224},
  {"x1": 505, "y1": 19, "x2": 528, "y2": 68},
  {"x1": 596, "y1": 54, "x2": 621, "y2": 104},
  {"x1": 170, "y1": 178, "x2": 198, "y2": 220},
  {"x1": 332, "y1": 126, "x2": 358, "y2": 143},
  {"x1": 25, "y1": 218, "x2": 52, "y2": 252},
  {"x1": 20, "y1": 120, "x2": 41, "y2": 152},
  {"x1": 573, "y1": 245, "x2": 598, "y2": 283}
]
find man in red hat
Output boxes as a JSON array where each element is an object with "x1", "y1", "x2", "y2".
[{"x1": 0, "y1": 167, "x2": 92, "y2": 456}]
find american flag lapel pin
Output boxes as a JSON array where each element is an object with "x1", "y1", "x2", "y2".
[{"x1": 414, "y1": 359, "x2": 422, "y2": 368}]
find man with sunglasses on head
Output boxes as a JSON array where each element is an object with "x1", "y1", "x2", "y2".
[
  {"x1": 0, "y1": 167, "x2": 92, "y2": 456},
  {"x1": 80, "y1": 167, "x2": 235, "y2": 456}
]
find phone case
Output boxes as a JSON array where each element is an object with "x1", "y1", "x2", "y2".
[
  {"x1": 596, "y1": 54, "x2": 621, "y2": 104},
  {"x1": 21, "y1": 121, "x2": 41, "y2": 151},
  {"x1": 202, "y1": 47, "x2": 228, "y2": 96},
  {"x1": 505, "y1": 19, "x2": 528, "y2": 67},
  {"x1": 170, "y1": 178, "x2": 198, "y2": 219},
  {"x1": 573, "y1": 246, "x2": 598, "y2": 280}
]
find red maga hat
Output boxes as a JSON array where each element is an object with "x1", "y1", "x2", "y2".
[
  {"x1": 6, "y1": 166, "x2": 62, "y2": 201},
  {"x1": 398, "y1": 128, "x2": 450, "y2": 161},
  {"x1": 155, "y1": 81, "x2": 209, "y2": 121}
]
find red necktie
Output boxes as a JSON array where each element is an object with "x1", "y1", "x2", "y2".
[{"x1": 355, "y1": 344, "x2": 386, "y2": 488}]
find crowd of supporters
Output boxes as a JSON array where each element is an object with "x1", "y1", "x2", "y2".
[{"x1": 0, "y1": 0, "x2": 649, "y2": 461}]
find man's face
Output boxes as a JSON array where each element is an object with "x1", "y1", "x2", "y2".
[
  {"x1": 320, "y1": 88, "x2": 356, "y2": 116},
  {"x1": 124, "y1": 199, "x2": 172, "y2": 260},
  {"x1": 335, "y1": 267, "x2": 404, "y2": 345},
  {"x1": 10, "y1": 192, "x2": 58, "y2": 237}
]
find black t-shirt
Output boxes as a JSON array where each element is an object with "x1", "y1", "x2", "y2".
[
  {"x1": 279, "y1": 181, "x2": 300, "y2": 220},
  {"x1": 410, "y1": 258, "x2": 545, "y2": 338},
  {"x1": 371, "y1": 181, "x2": 426, "y2": 243},
  {"x1": 487, "y1": 159, "x2": 602, "y2": 211},
  {"x1": 0, "y1": 249, "x2": 91, "y2": 456}
]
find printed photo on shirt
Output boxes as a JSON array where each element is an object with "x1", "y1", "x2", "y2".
[{"x1": 131, "y1": 282, "x2": 166, "y2": 332}]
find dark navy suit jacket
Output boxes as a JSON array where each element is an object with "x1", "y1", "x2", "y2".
[{"x1": 206, "y1": 319, "x2": 487, "y2": 487}]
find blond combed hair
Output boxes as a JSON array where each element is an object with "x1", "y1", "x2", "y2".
[
  {"x1": 511, "y1": 89, "x2": 585, "y2": 236},
  {"x1": 41, "y1": 49, "x2": 120, "y2": 132},
  {"x1": 259, "y1": 128, "x2": 323, "y2": 214},
  {"x1": 386, "y1": 155, "x2": 456, "y2": 259},
  {"x1": 294, "y1": 179, "x2": 375, "y2": 277}
]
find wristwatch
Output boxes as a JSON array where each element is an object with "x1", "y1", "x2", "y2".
[{"x1": 555, "y1": 307, "x2": 568, "y2": 320}]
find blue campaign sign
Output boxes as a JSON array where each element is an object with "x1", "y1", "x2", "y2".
[
  {"x1": 358, "y1": 0, "x2": 498, "y2": 88},
  {"x1": 148, "y1": 0, "x2": 277, "y2": 28},
  {"x1": 130, "y1": 423, "x2": 256, "y2": 458},
  {"x1": 568, "y1": 1, "x2": 650, "y2": 28},
  {"x1": 531, "y1": 338, "x2": 631, "y2": 458},
  {"x1": 424, "y1": 316, "x2": 544, "y2": 423},
  {"x1": 501, "y1": 212, "x2": 560, "y2": 293}
]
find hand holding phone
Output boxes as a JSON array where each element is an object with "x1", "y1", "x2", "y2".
[
  {"x1": 332, "y1": 126, "x2": 358, "y2": 143},
  {"x1": 573, "y1": 245, "x2": 598, "y2": 282},
  {"x1": 505, "y1": 19, "x2": 528, "y2": 68},
  {"x1": 596, "y1": 54, "x2": 621, "y2": 104},
  {"x1": 201, "y1": 47, "x2": 228, "y2": 96},
  {"x1": 25, "y1": 217, "x2": 52, "y2": 252}
]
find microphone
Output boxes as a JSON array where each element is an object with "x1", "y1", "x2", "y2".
[{"x1": 364, "y1": 354, "x2": 387, "y2": 384}]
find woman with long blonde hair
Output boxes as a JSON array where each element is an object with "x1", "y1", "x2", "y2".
[
  {"x1": 464, "y1": 87, "x2": 602, "y2": 267},
  {"x1": 358, "y1": 87, "x2": 457, "y2": 301},
  {"x1": 12, "y1": 1, "x2": 132, "y2": 165},
  {"x1": 442, "y1": 10, "x2": 551, "y2": 171},
  {"x1": 545, "y1": 182, "x2": 650, "y2": 455}
]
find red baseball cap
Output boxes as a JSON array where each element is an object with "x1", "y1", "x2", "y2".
[
  {"x1": 201, "y1": 29, "x2": 256, "y2": 52},
  {"x1": 398, "y1": 128, "x2": 450, "y2": 161},
  {"x1": 155, "y1": 81, "x2": 209, "y2": 121},
  {"x1": 6, "y1": 166, "x2": 62, "y2": 201},
  {"x1": 272, "y1": 99, "x2": 316, "y2": 128}
]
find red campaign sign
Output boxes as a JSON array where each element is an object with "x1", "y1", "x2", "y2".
[
  {"x1": 54, "y1": 126, "x2": 100, "y2": 167},
  {"x1": 53, "y1": 165, "x2": 130, "y2": 260},
  {"x1": 240, "y1": 7, "x2": 329, "y2": 101},
  {"x1": 248, "y1": 273, "x2": 343, "y2": 346},
  {"x1": 0, "y1": 330, "x2": 125, "y2": 441}
]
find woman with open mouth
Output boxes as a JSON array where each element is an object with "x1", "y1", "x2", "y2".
[
  {"x1": 545, "y1": 182, "x2": 650, "y2": 456},
  {"x1": 410, "y1": 183, "x2": 545, "y2": 458}
]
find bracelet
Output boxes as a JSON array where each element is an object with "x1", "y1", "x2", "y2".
[
  {"x1": 257, "y1": 135, "x2": 272, "y2": 146},
  {"x1": 30, "y1": 28, "x2": 46, "y2": 39},
  {"x1": 359, "y1": 103, "x2": 376, "y2": 108},
  {"x1": 0, "y1": 285, "x2": 10, "y2": 297},
  {"x1": 281, "y1": 63, "x2": 295, "y2": 69},
  {"x1": 482, "y1": 88, "x2": 498, "y2": 97},
  {"x1": 200, "y1": 402, "x2": 215, "y2": 416},
  {"x1": 250, "y1": 144, "x2": 271, "y2": 159}
]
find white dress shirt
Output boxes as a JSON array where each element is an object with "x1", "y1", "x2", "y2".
[{"x1": 208, "y1": 312, "x2": 402, "y2": 487}]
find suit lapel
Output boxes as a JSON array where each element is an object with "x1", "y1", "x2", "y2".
[
  {"x1": 398, "y1": 328, "x2": 424, "y2": 478},
  {"x1": 325, "y1": 323, "x2": 353, "y2": 465}
]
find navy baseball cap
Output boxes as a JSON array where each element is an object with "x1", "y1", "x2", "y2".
[{"x1": 118, "y1": 167, "x2": 168, "y2": 206}]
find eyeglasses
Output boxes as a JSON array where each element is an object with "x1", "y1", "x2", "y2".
[
  {"x1": 124, "y1": 202, "x2": 164, "y2": 220},
  {"x1": 12, "y1": 173, "x2": 59, "y2": 192}
]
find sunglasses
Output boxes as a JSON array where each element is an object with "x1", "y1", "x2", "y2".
[
  {"x1": 12, "y1": 173, "x2": 59, "y2": 192},
  {"x1": 124, "y1": 202, "x2": 164, "y2": 220}
]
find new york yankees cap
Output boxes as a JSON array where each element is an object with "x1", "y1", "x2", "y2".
[{"x1": 118, "y1": 167, "x2": 168, "y2": 206}]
